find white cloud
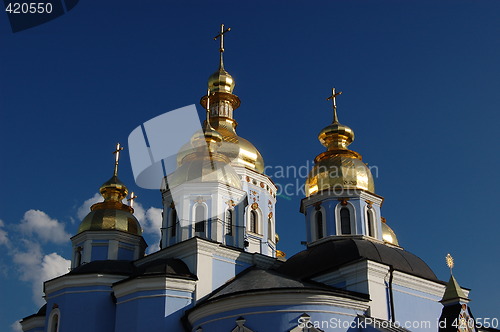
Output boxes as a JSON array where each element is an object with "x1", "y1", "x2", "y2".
[
  {"x1": 18, "y1": 210, "x2": 70, "y2": 244},
  {"x1": 10, "y1": 320, "x2": 22, "y2": 332},
  {"x1": 77, "y1": 193, "x2": 102, "y2": 220},
  {"x1": 12, "y1": 240, "x2": 70, "y2": 306},
  {"x1": 0, "y1": 219, "x2": 10, "y2": 247},
  {"x1": 133, "y1": 203, "x2": 162, "y2": 254},
  {"x1": 145, "y1": 207, "x2": 162, "y2": 234}
]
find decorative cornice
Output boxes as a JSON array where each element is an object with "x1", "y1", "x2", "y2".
[
  {"x1": 71, "y1": 230, "x2": 146, "y2": 246},
  {"x1": 113, "y1": 276, "x2": 196, "y2": 299},
  {"x1": 392, "y1": 271, "x2": 446, "y2": 297},
  {"x1": 44, "y1": 274, "x2": 126, "y2": 295}
]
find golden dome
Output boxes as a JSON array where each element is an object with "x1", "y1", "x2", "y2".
[
  {"x1": 208, "y1": 68, "x2": 235, "y2": 94},
  {"x1": 381, "y1": 218, "x2": 399, "y2": 246},
  {"x1": 78, "y1": 208, "x2": 142, "y2": 235},
  {"x1": 306, "y1": 154, "x2": 375, "y2": 196},
  {"x1": 176, "y1": 123, "x2": 264, "y2": 173},
  {"x1": 78, "y1": 175, "x2": 142, "y2": 236},
  {"x1": 168, "y1": 153, "x2": 242, "y2": 189},
  {"x1": 305, "y1": 92, "x2": 375, "y2": 197}
]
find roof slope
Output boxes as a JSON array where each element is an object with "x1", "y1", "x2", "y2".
[
  {"x1": 206, "y1": 267, "x2": 369, "y2": 302},
  {"x1": 277, "y1": 238, "x2": 438, "y2": 281}
]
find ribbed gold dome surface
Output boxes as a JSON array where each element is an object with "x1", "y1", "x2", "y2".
[
  {"x1": 77, "y1": 175, "x2": 142, "y2": 236},
  {"x1": 78, "y1": 208, "x2": 142, "y2": 235},
  {"x1": 208, "y1": 68, "x2": 235, "y2": 94},
  {"x1": 306, "y1": 154, "x2": 375, "y2": 196}
]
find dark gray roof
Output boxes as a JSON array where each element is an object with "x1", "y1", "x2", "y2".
[
  {"x1": 132, "y1": 258, "x2": 196, "y2": 279},
  {"x1": 206, "y1": 267, "x2": 369, "y2": 302},
  {"x1": 68, "y1": 258, "x2": 196, "y2": 281},
  {"x1": 68, "y1": 260, "x2": 136, "y2": 276},
  {"x1": 277, "y1": 238, "x2": 439, "y2": 282}
]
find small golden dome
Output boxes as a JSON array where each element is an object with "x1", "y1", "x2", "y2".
[
  {"x1": 78, "y1": 208, "x2": 142, "y2": 236},
  {"x1": 208, "y1": 68, "x2": 235, "y2": 94},
  {"x1": 99, "y1": 175, "x2": 128, "y2": 202},
  {"x1": 381, "y1": 218, "x2": 399, "y2": 246},
  {"x1": 319, "y1": 122, "x2": 355, "y2": 150},
  {"x1": 78, "y1": 175, "x2": 142, "y2": 236},
  {"x1": 306, "y1": 92, "x2": 375, "y2": 197}
]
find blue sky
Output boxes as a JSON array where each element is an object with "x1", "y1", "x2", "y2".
[{"x1": 1, "y1": 0, "x2": 499, "y2": 330}]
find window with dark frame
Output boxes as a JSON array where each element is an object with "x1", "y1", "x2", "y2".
[{"x1": 340, "y1": 207, "x2": 351, "y2": 235}]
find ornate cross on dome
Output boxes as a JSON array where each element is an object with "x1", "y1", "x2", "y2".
[
  {"x1": 446, "y1": 253, "x2": 454, "y2": 275},
  {"x1": 127, "y1": 191, "x2": 138, "y2": 208},
  {"x1": 326, "y1": 88, "x2": 343, "y2": 123},
  {"x1": 113, "y1": 143, "x2": 124, "y2": 177},
  {"x1": 214, "y1": 24, "x2": 231, "y2": 68}
]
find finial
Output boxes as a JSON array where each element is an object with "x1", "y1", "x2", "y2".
[
  {"x1": 446, "y1": 253, "x2": 454, "y2": 275},
  {"x1": 113, "y1": 143, "x2": 124, "y2": 177},
  {"x1": 214, "y1": 24, "x2": 231, "y2": 69},
  {"x1": 127, "y1": 191, "x2": 137, "y2": 208},
  {"x1": 326, "y1": 88, "x2": 343, "y2": 123}
]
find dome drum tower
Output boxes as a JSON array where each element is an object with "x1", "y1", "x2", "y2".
[
  {"x1": 71, "y1": 144, "x2": 147, "y2": 269},
  {"x1": 161, "y1": 24, "x2": 278, "y2": 258},
  {"x1": 301, "y1": 89, "x2": 391, "y2": 246}
]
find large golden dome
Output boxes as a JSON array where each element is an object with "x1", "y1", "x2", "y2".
[
  {"x1": 305, "y1": 94, "x2": 375, "y2": 197},
  {"x1": 77, "y1": 175, "x2": 142, "y2": 236},
  {"x1": 169, "y1": 112, "x2": 243, "y2": 189},
  {"x1": 168, "y1": 153, "x2": 242, "y2": 189}
]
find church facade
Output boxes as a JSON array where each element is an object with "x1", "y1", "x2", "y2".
[{"x1": 20, "y1": 26, "x2": 488, "y2": 332}]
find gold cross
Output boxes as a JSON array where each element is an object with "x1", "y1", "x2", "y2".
[
  {"x1": 127, "y1": 192, "x2": 138, "y2": 208},
  {"x1": 113, "y1": 143, "x2": 124, "y2": 176},
  {"x1": 213, "y1": 24, "x2": 231, "y2": 68},
  {"x1": 446, "y1": 253, "x2": 454, "y2": 275},
  {"x1": 326, "y1": 88, "x2": 343, "y2": 123}
]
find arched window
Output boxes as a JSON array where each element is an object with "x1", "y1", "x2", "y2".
[
  {"x1": 170, "y1": 209, "x2": 177, "y2": 237},
  {"x1": 48, "y1": 309, "x2": 60, "y2": 332},
  {"x1": 367, "y1": 210, "x2": 374, "y2": 237},
  {"x1": 340, "y1": 208, "x2": 351, "y2": 235},
  {"x1": 267, "y1": 217, "x2": 273, "y2": 241},
  {"x1": 226, "y1": 209, "x2": 233, "y2": 236},
  {"x1": 316, "y1": 211, "x2": 324, "y2": 239},
  {"x1": 195, "y1": 204, "x2": 205, "y2": 233},
  {"x1": 249, "y1": 210, "x2": 258, "y2": 233},
  {"x1": 74, "y1": 247, "x2": 82, "y2": 267}
]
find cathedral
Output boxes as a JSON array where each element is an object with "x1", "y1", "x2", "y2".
[{"x1": 19, "y1": 25, "x2": 493, "y2": 332}]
